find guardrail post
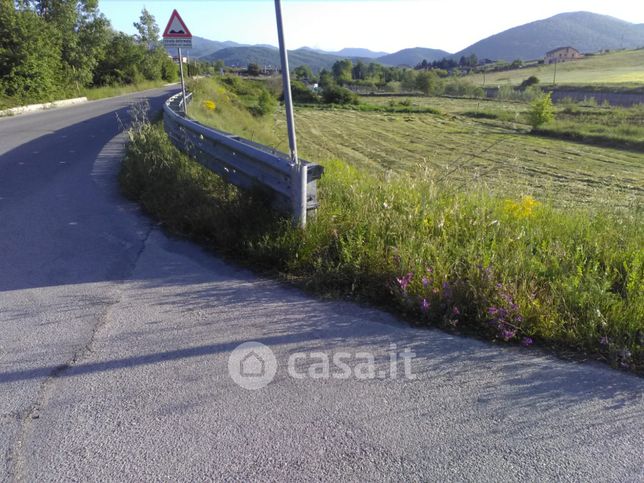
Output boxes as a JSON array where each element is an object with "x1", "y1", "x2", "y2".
[
  {"x1": 163, "y1": 92, "x2": 323, "y2": 222},
  {"x1": 274, "y1": 0, "x2": 306, "y2": 228}
]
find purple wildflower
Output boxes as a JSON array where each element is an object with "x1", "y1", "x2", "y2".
[
  {"x1": 521, "y1": 337, "x2": 534, "y2": 347},
  {"x1": 421, "y1": 298, "x2": 430, "y2": 313},
  {"x1": 396, "y1": 272, "x2": 413, "y2": 291},
  {"x1": 500, "y1": 327, "x2": 516, "y2": 341},
  {"x1": 599, "y1": 336, "x2": 609, "y2": 346},
  {"x1": 442, "y1": 281, "x2": 452, "y2": 300},
  {"x1": 452, "y1": 306, "x2": 461, "y2": 317},
  {"x1": 422, "y1": 276, "x2": 429, "y2": 288}
]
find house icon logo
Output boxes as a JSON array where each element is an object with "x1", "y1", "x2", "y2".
[
  {"x1": 240, "y1": 351, "x2": 265, "y2": 378},
  {"x1": 228, "y1": 342, "x2": 277, "y2": 390}
]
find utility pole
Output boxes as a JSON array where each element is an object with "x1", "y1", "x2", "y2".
[
  {"x1": 274, "y1": 0, "x2": 307, "y2": 228},
  {"x1": 553, "y1": 59, "x2": 557, "y2": 86}
]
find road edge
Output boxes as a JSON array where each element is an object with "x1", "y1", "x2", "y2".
[{"x1": 0, "y1": 97, "x2": 88, "y2": 118}]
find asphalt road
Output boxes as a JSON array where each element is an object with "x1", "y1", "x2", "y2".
[{"x1": 0, "y1": 88, "x2": 642, "y2": 482}]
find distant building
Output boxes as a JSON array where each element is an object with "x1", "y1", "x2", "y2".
[{"x1": 544, "y1": 47, "x2": 583, "y2": 64}]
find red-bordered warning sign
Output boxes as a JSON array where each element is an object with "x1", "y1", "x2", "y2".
[{"x1": 163, "y1": 9, "x2": 192, "y2": 38}]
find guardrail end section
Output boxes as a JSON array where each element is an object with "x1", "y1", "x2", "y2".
[{"x1": 163, "y1": 92, "x2": 324, "y2": 220}]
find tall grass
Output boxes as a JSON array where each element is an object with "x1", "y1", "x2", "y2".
[{"x1": 121, "y1": 112, "x2": 643, "y2": 372}]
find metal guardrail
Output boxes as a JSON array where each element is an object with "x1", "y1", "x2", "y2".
[{"x1": 163, "y1": 92, "x2": 323, "y2": 216}]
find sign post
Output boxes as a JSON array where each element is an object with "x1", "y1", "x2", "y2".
[
  {"x1": 163, "y1": 9, "x2": 192, "y2": 115},
  {"x1": 274, "y1": 0, "x2": 306, "y2": 228}
]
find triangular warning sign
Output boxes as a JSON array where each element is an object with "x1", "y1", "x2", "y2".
[{"x1": 163, "y1": 10, "x2": 192, "y2": 38}]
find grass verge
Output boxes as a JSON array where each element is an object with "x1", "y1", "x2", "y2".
[
  {"x1": 80, "y1": 80, "x2": 174, "y2": 101},
  {"x1": 121, "y1": 114, "x2": 643, "y2": 373},
  {"x1": 0, "y1": 80, "x2": 174, "y2": 111}
]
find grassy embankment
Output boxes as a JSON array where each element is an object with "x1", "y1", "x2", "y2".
[
  {"x1": 468, "y1": 49, "x2": 644, "y2": 87},
  {"x1": 121, "y1": 76, "x2": 643, "y2": 371}
]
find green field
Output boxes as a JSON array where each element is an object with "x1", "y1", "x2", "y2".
[
  {"x1": 192, "y1": 88, "x2": 643, "y2": 211},
  {"x1": 468, "y1": 49, "x2": 644, "y2": 87}
]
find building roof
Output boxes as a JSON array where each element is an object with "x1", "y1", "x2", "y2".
[{"x1": 546, "y1": 46, "x2": 580, "y2": 55}]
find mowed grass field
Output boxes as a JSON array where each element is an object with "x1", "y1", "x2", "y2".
[
  {"x1": 468, "y1": 49, "x2": 644, "y2": 86},
  {"x1": 192, "y1": 89, "x2": 643, "y2": 211},
  {"x1": 292, "y1": 103, "x2": 643, "y2": 211}
]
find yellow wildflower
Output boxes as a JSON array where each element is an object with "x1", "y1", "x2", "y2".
[
  {"x1": 202, "y1": 100, "x2": 216, "y2": 111},
  {"x1": 503, "y1": 195, "x2": 541, "y2": 219}
]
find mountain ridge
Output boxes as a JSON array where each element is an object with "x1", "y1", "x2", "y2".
[
  {"x1": 376, "y1": 47, "x2": 452, "y2": 66},
  {"x1": 454, "y1": 12, "x2": 644, "y2": 61},
  {"x1": 184, "y1": 12, "x2": 644, "y2": 68}
]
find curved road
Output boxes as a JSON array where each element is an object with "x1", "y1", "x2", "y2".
[{"x1": 0, "y1": 89, "x2": 642, "y2": 481}]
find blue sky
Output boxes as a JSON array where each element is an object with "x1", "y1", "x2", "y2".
[{"x1": 98, "y1": 1, "x2": 644, "y2": 54}]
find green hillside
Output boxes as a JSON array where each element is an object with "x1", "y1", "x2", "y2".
[
  {"x1": 456, "y1": 11, "x2": 644, "y2": 61},
  {"x1": 377, "y1": 47, "x2": 451, "y2": 66},
  {"x1": 202, "y1": 46, "x2": 348, "y2": 71},
  {"x1": 469, "y1": 49, "x2": 644, "y2": 86}
]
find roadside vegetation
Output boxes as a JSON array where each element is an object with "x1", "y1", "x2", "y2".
[
  {"x1": 0, "y1": 3, "x2": 212, "y2": 109},
  {"x1": 122, "y1": 76, "x2": 643, "y2": 372},
  {"x1": 79, "y1": 80, "x2": 175, "y2": 101}
]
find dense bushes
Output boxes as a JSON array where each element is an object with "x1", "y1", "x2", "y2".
[
  {"x1": 322, "y1": 84, "x2": 359, "y2": 105},
  {"x1": 289, "y1": 80, "x2": 320, "y2": 103},
  {"x1": 443, "y1": 79, "x2": 485, "y2": 97},
  {"x1": 0, "y1": 3, "x2": 178, "y2": 107}
]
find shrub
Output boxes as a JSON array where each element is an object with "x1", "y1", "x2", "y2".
[
  {"x1": 384, "y1": 81, "x2": 402, "y2": 93},
  {"x1": 528, "y1": 92, "x2": 555, "y2": 128},
  {"x1": 289, "y1": 80, "x2": 319, "y2": 104},
  {"x1": 497, "y1": 84, "x2": 542, "y2": 102},
  {"x1": 519, "y1": 76, "x2": 540, "y2": 91},
  {"x1": 322, "y1": 84, "x2": 359, "y2": 105},
  {"x1": 249, "y1": 90, "x2": 277, "y2": 117},
  {"x1": 444, "y1": 79, "x2": 484, "y2": 98},
  {"x1": 415, "y1": 71, "x2": 443, "y2": 95},
  {"x1": 247, "y1": 63, "x2": 261, "y2": 76}
]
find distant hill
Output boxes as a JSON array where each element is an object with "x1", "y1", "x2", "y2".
[
  {"x1": 376, "y1": 47, "x2": 452, "y2": 66},
  {"x1": 332, "y1": 48, "x2": 389, "y2": 58},
  {"x1": 166, "y1": 36, "x2": 243, "y2": 58},
  {"x1": 201, "y1": 46, "x2": 345, "y2": 71},
  {"x1": 455, "y1": 12, "x2": 644, "y2": 61},
  {"x1": 301, "y1": 47, "x2": 389, "y2": 58}
]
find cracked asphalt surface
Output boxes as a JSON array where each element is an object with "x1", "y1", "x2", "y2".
[{"x1": 0, "y1": 87, "x2": 643, "y2": 481}]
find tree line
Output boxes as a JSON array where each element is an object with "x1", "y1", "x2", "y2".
[
  {"x1": 289, "y1": 59, "x2": 484, "y2": 98},
  {"x1": 0, "y1": 1, "x2": 178, "y2": 106}
]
